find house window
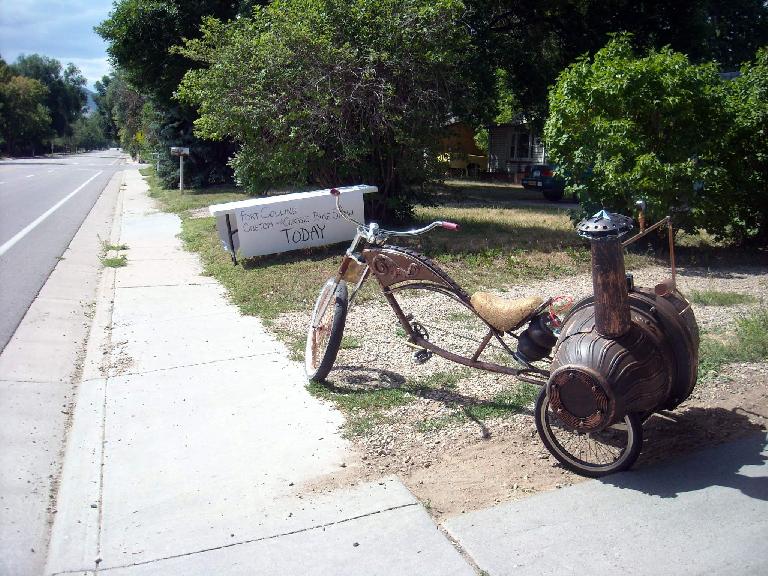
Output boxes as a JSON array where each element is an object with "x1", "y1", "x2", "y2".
[
  {"x1": 509, "y1": 130, "x2": 531, "y2": 160},
  {"x1": 518, "y1": 131, "x2": 530, "y2": 159}
]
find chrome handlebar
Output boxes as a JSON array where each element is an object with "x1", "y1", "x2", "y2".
[{"x1": 331, "y1": 188, "x2": 458, "y2": 243}]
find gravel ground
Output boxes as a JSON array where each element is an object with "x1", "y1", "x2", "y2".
[{"x1": 279, "y1": 264, "x2": 768, "y2": 518}]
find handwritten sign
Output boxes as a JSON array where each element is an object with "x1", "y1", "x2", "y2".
[{"x1": 209, "y1": 185, "x2": 376, "y2": 258}]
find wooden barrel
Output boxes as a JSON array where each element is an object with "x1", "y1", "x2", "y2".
[{"x1": 547, "y1": 289, "x2": 699, "y2": 431}]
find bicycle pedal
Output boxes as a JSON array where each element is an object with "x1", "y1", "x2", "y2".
[{"x1": 412, "y1": 349, "x2": 433, "y2": 364}]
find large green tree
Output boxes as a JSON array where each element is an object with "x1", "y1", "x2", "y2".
[
  {"x1": 465, "y1": 0, "x2": 768, "y2": 125},
  {"x1": 0, "y1": 59, "x2": 51, "y2": 155},
  {"x1": 96, "y1": 0, "x2": 264, "y2": 188},
  {"x1": 71, "y1": 114, "x2": 109, "y2": 151},
  {"x1": 11, "y1": 54, "x2": 86, "y2": 138},
  {"x1": 177, "y1": 0, "x2": 474, "y2": 220},
  {"x1": 93, "y1": 74, "x2": 119, "y2": 144}
]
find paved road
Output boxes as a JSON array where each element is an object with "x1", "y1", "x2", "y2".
[{"x1": 0, "y1": 150, "x2": 126, "y2": 351}]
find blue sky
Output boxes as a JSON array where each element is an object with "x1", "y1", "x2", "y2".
[{"x1": 0, "y1": 1, "x2": 115, "y2": 90}]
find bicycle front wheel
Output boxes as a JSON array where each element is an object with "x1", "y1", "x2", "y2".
[
  {"x1": 305, "y1": 279, "x2": 348, "y2": 381},
  {"x1": 534, "y1": 387, "x2": 642, "y2": 477}
]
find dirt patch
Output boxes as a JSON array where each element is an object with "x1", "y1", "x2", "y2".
[{"x1": 291, "y1": 265, "x2": 768, "y2": 520}]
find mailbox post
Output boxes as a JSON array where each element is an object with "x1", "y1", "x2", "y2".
[{"x1": 170, "y1": 147, "x2": 190, "y2": 192}]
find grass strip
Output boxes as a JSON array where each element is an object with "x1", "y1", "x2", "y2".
[
  {"x1": 141, "y1": 167, "x2": 647, "y2": 323},
  {"x1": 689, "y1": 290, "x2": 758, "y2": 306},
  {"x1": 698, "y1": 309, "x2": 768, "y2": 381}
]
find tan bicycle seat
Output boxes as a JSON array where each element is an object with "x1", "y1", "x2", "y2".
[{"x1": 470, "y1": 293, "x2": 544, "y2": 332}]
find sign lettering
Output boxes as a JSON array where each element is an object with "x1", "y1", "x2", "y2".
[{"x1": 209, "y1": 185, "x2": 376, "y2": 258}]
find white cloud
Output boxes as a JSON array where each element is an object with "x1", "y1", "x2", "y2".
[{"x1": 0, "y1": 0, "x2": 114, "y2": 89}]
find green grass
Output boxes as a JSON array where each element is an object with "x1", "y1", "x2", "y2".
[
  {"x1": 416, "y1": 413, "x2": 465, "y2": 433},
  {"x1": 101, "y1": 255, "x2": 128, "y2": 268},
  {"x1": 463, "y1": 384, "x2": 538, "y2": 420},
  {"x1": 698, "y1": 309, "x2": 768, "y2": 381},
  {"x1": 103, "y1": 243, "x2": 129, "y2": 251},
  {"x1": 415, "y1": 382, "x2": 538, "y2": 433},
  {"x1": 307, "y1": 380, "x2": 414, "y2": 412},
  {"x1": 306, "y1": 369, "x2": 472, "y2": 437},
  {"x1": 689, "y1": 290, "x2": 758, "y2": 307},
  {"x1": 340, "y1": 335, "x2": 361, "y2": 349},
  {"x1": 140, "y1": 167, "x2": 248, "y2": 214},
  {"x1": 308, "y1": 368, "x2": 536, "y2": 438},
  {"x1": 139, "y1": 166, "x2": 659, "y2": 326},
  {"x1": 446, "y1": 310, "x2": 475, "y2": 323},
  {"x1": 407, "y1": 368, "x2": 472, "y2": 390}
]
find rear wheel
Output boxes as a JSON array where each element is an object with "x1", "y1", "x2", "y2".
[
  {"x1": 305, "y1": 279, "x2": 348, "y2": 381},
  {"x1": 534, "y1": 387, "x2": 642, "y2": 477}
]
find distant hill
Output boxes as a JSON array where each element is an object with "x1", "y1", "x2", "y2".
[{"x1": 82, "y1": 88, "x2": 98, "y2": 116}]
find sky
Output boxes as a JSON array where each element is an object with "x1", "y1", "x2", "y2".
[{"x1": 0, "y1": 0, "x2": 115, "y2": 90}]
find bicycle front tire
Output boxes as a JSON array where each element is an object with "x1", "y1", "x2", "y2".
[{"x1": 305, "y1": 279, "x2": 348, "y2": 381}]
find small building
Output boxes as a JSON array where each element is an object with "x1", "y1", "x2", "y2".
[
  {"x1": 487, "y1": 115, "x2": 546, "y2": 182},
  {"x1": 439, "y1": 122, "x2": 488, "y2": 177}
]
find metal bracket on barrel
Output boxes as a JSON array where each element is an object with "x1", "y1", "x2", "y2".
[{"x1": 621, "y1": 210, "x2": 677, "y2": 296}]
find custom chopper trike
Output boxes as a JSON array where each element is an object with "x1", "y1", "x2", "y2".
[{"x1": 306, "y1": 189, "x2": 699, "y2": 478}]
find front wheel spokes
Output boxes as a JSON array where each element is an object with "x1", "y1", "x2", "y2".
[
  {"x1": 535, "y1": 386, "x2": 642, "y2": 476},
  {"x1": 548, "y1": 418, "x2": 627, "y2": 465}
]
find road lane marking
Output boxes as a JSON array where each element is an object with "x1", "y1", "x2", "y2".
[
  {"x1": 0, "y1": 171, "x2": 103, "y2": 258},
  {"x1": 26, "y1": 174, "x2": 34, "y2": 178}
]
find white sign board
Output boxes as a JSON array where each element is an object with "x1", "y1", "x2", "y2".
[
  {"x1": 170, "y1": 146, "x2": 190, "y2": 156},
  {"x1": 209, "y1": 185, "x2": 376, "y2": 258}
]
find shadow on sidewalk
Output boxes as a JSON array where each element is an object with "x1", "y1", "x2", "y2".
[{"x1": 603, "y1": 408, "x2": 767, "y2": 500}]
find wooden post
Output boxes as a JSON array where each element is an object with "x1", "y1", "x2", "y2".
[
  {"x1": 578, "y1": 210, "x2": 634, "y2": 339},
  {"x1": 590, "y1": 238, "x2": 631, "y2": 338},
  {"x1": 179, "y1": 155, "x2": 184, "y2": 192}
]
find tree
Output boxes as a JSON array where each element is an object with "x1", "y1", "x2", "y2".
[
  {"x1": 177, "y1": 0, "x2": 474, "y2": 220},
  {"x1": 462, "y1": 0, "x2": 768, "y2": 126},
  {"x1": 544, "y1": 35, "x2": 728, "y2": 233},
  {"x1": 71, "y1": 114, "x2": 108, "y2": 151},
  {"x1": 106, "y1": 71, "x2": 147, "y2": 158},
  {"x1": 96, "y1": 0, "x2": 259, "y2": 105},
  {"x1": 93, "y1": 75, "x2": 119, "y2": 144},
  {"x1": 0, "y1": 59, "x2": 51, "y2": 155},
  {"x1": 11, "y1": 54, "x2": 86, "y2": 138},
  {"x1": 713, "y1": 48, "x2": 768, "y2": 244},
  {"x1": 96, "y1": 0, "x2": 264, "y2": 188}
]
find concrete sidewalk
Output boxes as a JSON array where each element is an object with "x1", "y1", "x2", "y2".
[
  {"x1": 43, "y1": 168, "x2": 767, "y2": 576},
  {"x1": 446, "y1": 432, "x2": 768, "y2": 575},
  {"x1": 44, "y1": 168, "x2": 474, "y2": 575}
]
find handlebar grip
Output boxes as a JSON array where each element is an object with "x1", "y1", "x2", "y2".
[
  {"x1": 441, "y1": 221, "x2": 459, "y2": 231},
  {"x1": 330, "y1": 188, "x2": 341, "y2": 196}
]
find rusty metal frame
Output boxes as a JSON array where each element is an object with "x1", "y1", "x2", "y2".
[
  {"x1": 379, "y1": 281, "x2": 549, "y2": 384},
  {"x1": 621, "y1": 215, "x2": 677, "y2": 292},
  {"x1": 315, "y1": 243, "x2": 551, "y2": 386}
]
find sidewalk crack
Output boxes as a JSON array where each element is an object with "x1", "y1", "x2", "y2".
[
  {"x1": 113, "y1": 352, "x2": 280, "y2": 378},
  {"x1": 87, "y1": 503, "x2": 418, "y2": 573}
]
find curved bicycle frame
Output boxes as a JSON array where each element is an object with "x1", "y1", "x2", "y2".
[{"x1": 318, "y1": 193, "x2": 550, "y2": 386}]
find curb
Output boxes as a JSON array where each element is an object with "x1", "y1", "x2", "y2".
[{"x1": 44, "y1": 171, "x2": 126, "y2": 575}]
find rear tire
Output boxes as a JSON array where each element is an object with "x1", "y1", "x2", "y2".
[
  {"x1": 535, "y1": 387, "x2": 643, "y2": 477},
  {"x1": 305, "y1": 279, "x2": 348, "y2": 381}
]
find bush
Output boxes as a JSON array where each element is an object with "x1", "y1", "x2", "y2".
[
  {"x1": 176, "y1": 0, "x2": 474, "y2": 221},
  {"x1": 544, "y1": 35, "x2": 768, "y2": 245}
]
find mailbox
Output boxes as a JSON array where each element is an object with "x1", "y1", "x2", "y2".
[{"x1": 169, "y1": 147, "x2": 190, "y2": 191}]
